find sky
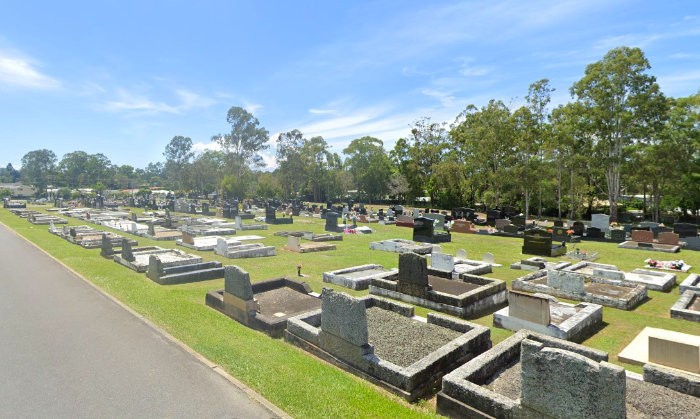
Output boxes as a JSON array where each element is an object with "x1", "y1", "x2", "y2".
[{"x1": 1, "y1": 1, "x2": 699, "y2": 171}]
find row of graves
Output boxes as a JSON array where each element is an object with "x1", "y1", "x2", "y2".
[{"x1": 6, "y1": 205, "x2": 700, "y2": 415}]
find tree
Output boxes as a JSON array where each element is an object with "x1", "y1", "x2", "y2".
[
  {"x1": 276, "y1": 129, "x2": 307, "y2": 198},
  {"x1": 188, "y1": 150, "x2": 226, "y2": 196},
  {"x1": 570, "y1": 46, "x2": 667, "y2": 221},
  {"x1": 343, "y1": 136, "x2": 392, "y2": 203},
  {"x1": 213, "y1": 106, "x2": 270, "y2": 179},
  {"x1": 163, "y1": 136, "x2": 194, "y2": 191},
  {"x1": 20, "y1": 149, "x2": 57, "y2": 196}
]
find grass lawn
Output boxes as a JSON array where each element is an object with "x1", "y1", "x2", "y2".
[{"x1": 2, "y1": 206, "x2": 698, "y2": 417}]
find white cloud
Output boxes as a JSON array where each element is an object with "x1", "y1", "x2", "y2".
[
  {"x1": 192, "y1": 141, "x2": 221, "y2": 154},
  {"x1": 0, "y1": 51, "x2": 60, "y2": 89},
  {"x1": 244, "y1": 102, "x2": 263, "y2": 115},
  {"x1": 102, "y1": 87, "x2": 216, "y2": 115},
  {"x1": 309, "y1": 108, "x2": 338, "y2": 115},
  {"x1": 657, "y1": 70, "x2": 700, "y2": 97}
]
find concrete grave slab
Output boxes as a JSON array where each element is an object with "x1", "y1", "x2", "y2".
[
  {"x1": 670, "y1": 290, "x2": 700, "y2": 323},
  {"x1": 369, "y1": 239, "x2": 434, "y2": 254},
  {"x1": 284, "y1": 235, "x2": 335, "y2": 253},
  {"x1": 618, "y1": 327, "x2": 700, "y2": 374},
  {"x1": 285, "y1": 289, "x2": 491, "y2": 402},
  {"x1": 322, "y1": 264, "x2": 398, "y2": 290}
]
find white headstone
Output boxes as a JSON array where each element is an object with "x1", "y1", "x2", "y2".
[
  {"x1": 413, "y1": 208, "x2": 420, "y2": 218},
  {"x1": 483, "y1": 252, "x2": 495, "y2": 265},
  {"x1": 456, "y1": 249, "x2": 467, "y2": 260},
  {"x1": 431, "y1": 252, "x2": 454, "y2": 271}
]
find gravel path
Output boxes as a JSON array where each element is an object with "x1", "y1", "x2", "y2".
[
  {"x1": 366, "y1": 307, "x2": 462, "y2": 367},
  {"x1": 485, "y1": 362, "x2": 700, "y2": 418}
]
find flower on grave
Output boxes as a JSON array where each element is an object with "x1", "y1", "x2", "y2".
[
  {"x1": 645, "y1": 258, "x2": 658, "y2": 267},
  {"x1": 566, "y1": 229, "x2": 575, "y2": 235},
  {"x1": 546, "y1": 228, "x2": 553, "y2": 233}
]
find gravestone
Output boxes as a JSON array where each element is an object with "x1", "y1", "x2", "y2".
[
  {"x1": 201, "y1": 202, "x2": 210, "y2": 214},
  {"x1": 483, "y1": 252, "x2": 495, "y2": 265},
  {"x1": 451, "y1": 219, "x2": 475, "y2": 233},
  {"x1": 586, "y1": 227, "x2": 603, "y2": 239},
  {"x1": 413, "y1": 216, "x2": 451, "y2": 243},
  {"x1": 320, "y1": 289, "x2": 369, "y2": 347},
  {"x1": 511, "y1": 215, "x2": 526, "y2": 227},
  {"x1": 631, "y1": 230, "x2": 654, "y2": 243},
  {"x1": 546, "y1": 270, "x2": 585, "y2": 294},
  {"x1": 508, "y1": 291, "x2": 550, "y2": 325},
  {"x1": 551, "y1": 226, "x2": 570, "y2": 242},
  {"x1": 431, "y1": 252, "x2": 454, "y2": 272},
  {"x1": 520, "y1": 339, "x2": 626, "y2": 418},
  {"x1": 657, "y1": 232, "x2": 679, "y2": 245},
  {"x1": 674, "y1": 223, "x2": 698, "y2": 238},
  {"x1": 648, "y1": 336, "x2": 700, "y2": 374},
  {"x1": 553, "y1": 220, "x2": 564, "y2": 227},
  {"x1": 522, "y1": 229, "x2": 564, "y2": 257},
  {"x1": 398, "y1": 252, "x2": 430, "y2": 298},
  {"x1": 456, "y1": 249, "x2": 467, "y2": 260},
  {"x1": 495, "y1": 219, "x2": 511, "y2": 230},
  {"x1": 224, "y1": 265, "x2": 254, "y2": 301},
  {"x1": 147, "y1": 221, "x2": 156, "y2": 236},
  {"x1": 503, "y1": 224, "x2": 519, "y2": 235},
  {"x1": 100, "y1": 233, "x2": 114, "y2": 257},
  {"x1": 591, "y1": 214, "x2": 610, "y2": 234},
  {"x1": 486, "y1": 209, "x2": 502, "y2": 227},
  {"x1": 121, "y1": 238, "x2": 134, "y2": 262},
  {"x1": 325, "y1": 211, "x2": 339, "y2": 232},
  {"x1": 265, "y1": 206, "x2": 277, "y2": 223},
  {"x1": 610, "y1": 229, "x2": 626, "y2": 242},
  {"x1": 572, "y1": 221, "x2": 585, "y2": 236}
]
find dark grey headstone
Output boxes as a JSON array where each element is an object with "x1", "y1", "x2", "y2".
[
  {"x1": 398, "y1": 252, "x2": 429, "y2": 286},
  {"x1": 147, "y1": 221, "x2": 155, "y2": 236},
  {"x1": 100, "y1": 233, "x2": 113, "y2": 256},
  {"x1": 121, "y1": 238, "x2": 134, "y2": 262},
  {"x1": 224, "y1": 266, "x2": 254, "y2": 300},
  {"x1": 320, "y1": 289, "x2": 368, "y2": 346}
]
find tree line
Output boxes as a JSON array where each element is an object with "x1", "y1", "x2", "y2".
[{"x1": 11, "y1": 47, "x2": 700, "y2": 221}]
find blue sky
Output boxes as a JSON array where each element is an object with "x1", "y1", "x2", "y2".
[{"x1": 1, "y1": 1, "x2": 698, "y2": 170}]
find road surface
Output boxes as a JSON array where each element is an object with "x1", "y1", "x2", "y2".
[{"x1": 0, "y1": 222, "x2": 282, "y2": 418}]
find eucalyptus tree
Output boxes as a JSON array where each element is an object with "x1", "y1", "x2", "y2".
[
  {"x1": 213, "y1": 106, "x2": 270, "y2": 179},
  {"x1": 163, "y1": 135, "x2": 194, "y2": 191},
  {"x1": 343, "y1": 136, "x2": 392, "y2": 203},
  {"x1": 20, "y1": 149, "x2": 57, "y2": 196},
  {"x1": 276, "y1": 129, "x2": 307, "y2": 199},
  {"x1": 570, "y1": 46, "x2": 667, "y2": 221}
]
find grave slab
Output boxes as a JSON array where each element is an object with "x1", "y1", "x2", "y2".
[
  {"x1": 369, "y1": 239, "x2": 434, "y2": 254},
  {"x1": 670, "y1": 290, "x2": 700, "y2": 323},
  {"x1": 285, "y1": 289, "x2": 491, "y2": 402},
  {"x1": 323, "y1": 264, "x2": 398, "y2": 290},
  {"x1": 618, "y1": 327, "x2": 700, "y2": 375}
]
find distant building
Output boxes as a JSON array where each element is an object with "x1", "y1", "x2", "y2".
[{"x1": 0, "y1": 182, "x2": 36, "y2": 198}]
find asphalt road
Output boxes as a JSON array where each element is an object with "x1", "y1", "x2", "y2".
[{"x1": 0, "y1": 222, "x2": 281, "y2": 418}]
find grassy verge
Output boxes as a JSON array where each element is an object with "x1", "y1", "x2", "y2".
[{"x1": 2, "y1": 206, "x2": 698, "y2": 415}]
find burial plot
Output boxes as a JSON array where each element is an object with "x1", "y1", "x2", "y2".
[
  {"x1": 521, "y1": 229, "x2": 567, "y2": 257},
  {"x1": 430, "y1": 251, "x2": 492, "y2": 277},
  {"x1": 284, "y1": 235, "x2": 335, "y2": 253},
  {"x1": 370, "y1": 252, "x2": 507, "y2": 319},
  {"x1": 438, "y1": 331, "x2": 623, "y2": 418},
  {"x1": 670, "y1": 290, "x2": 700, "y2": 323},
  {"x1": 486, "y1": 209, "x2": 502, "y2": 227},
  {"x1": 493, "y1": 290, "x2": 603, "y2": 342},
  {"x1": 146, "y1": 255, "x2": 224, "y2": 285},
  {"x1": 674, "y1": 223, "x2": 698, "y2": 238},
  {"x1": 395, "y1": 214, "x2": 415, "y2": 228},
  {"x1": 619, "y1": 327, "x2": 700, "y2": 375},
  {"x1": 265, "y1": 206, "x2": 293, "y2": 225},
  {"x1": 440, "y1": 330, "x2": 700, "y2": 417},
  {"x1": 412, "y1": 216, "x2": 451, "y2": 243},
  {"x1": 680, "y1": 273, "x2": 700, "y2": 293},
  {"x1": 215, "y1": 237, "x2": 276, "y2": 259},
  {"x1": 644, "y1": 258, "x2": 691, "y2": 272},
  {"x1": 564, "y1": 261, "x2": 676, "y2": 292},
  {"x1": 234, "y1": 215, "x2": 268, "y2": 231},
  {"x1": 618, "y1": 229, "x2": 681, "y2": 253},
  {"x1": 369, "y1": 238, "x2": 434, "y2": 254},
  {"x1": 450, "y1": 219, "x2": 478, "y2": 234},
  {"x1": 511, "y1": 266, "x2": 647, "y2": 310},
  {"x1": 177, "y1": 233, "x2": 264, "y2": 251},
  {"x1": 284, "y1": 289, "x2": 491, "y2": 401},
  {"x1": 302, "y1": 232, "x2": 342, "y2": 242},
  {"x1": 113, "y1": 239, "x2": 202, "y2": 272},
  {"x1": 206, "y1": 266, "x2": 320, "y2": 337},
  {"x1": 323, "y1": 264, "x2": 398, "y2": 291},
  {"x1": 143, "y1": 221, "x2": 182, "y2": 241},
  {"x1": 324, "y1": 211, "x2": 347, "y2": 233},
  {"x1": 180, "y1": 223, "x2": 236, "y2": 237}
]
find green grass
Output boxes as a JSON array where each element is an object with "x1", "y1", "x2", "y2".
[{"x1": 2, "y1": 206, "x2": 698, "y2": 414}]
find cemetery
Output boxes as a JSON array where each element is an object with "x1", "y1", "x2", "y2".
[
  {"x1": 284, "y1": 289, "x2": 491, "y2": 401},
  {"x1": 322, "y1": 264, "x2": 398, "y2": 290},
  {"x1": 492, "y1": 290, "x2": 603, "y2": 342},
  {"x1": 369, "y1": 238, "x2": 435, "y2": 254},
  {"x1": 437, "y1": 330, "x2": 700, "y2": 418},
  {"x1": 113, "y1": 239, "x2": 203, "y2": 272},
  {"x1": 511, "y1": 266, "x2": 648, "y2": 310},
  {"x1": 369, "y1": 253, "x2": 508, "y2": 319},
  {"x1": 2, "y1": 203, "x2": 699, "y2": 417},
  {"x1": 412, "y1": 216, "x2": 452, "y2": 243},
  {"x1": 146, "y1": 254, "x2": 224, "y2": 285},
  {"x1": 284, "y1": 235, "x2": 336, "y2": 253},
  {"x1": 214, "y1": 237, "x2": 276, "y2": 258},
  {"x1": 521, "y1": 228, "x2": 567, "y2": 257},
  {"x1": 618, "y1": 229, "x2": 682, "y2": 253},
  {"x1": 206, "y1": 266, "x2": 321, "y2": 337},
  {"x1": 563, "y1": 260, "x2": 677, "y2": 292}
]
